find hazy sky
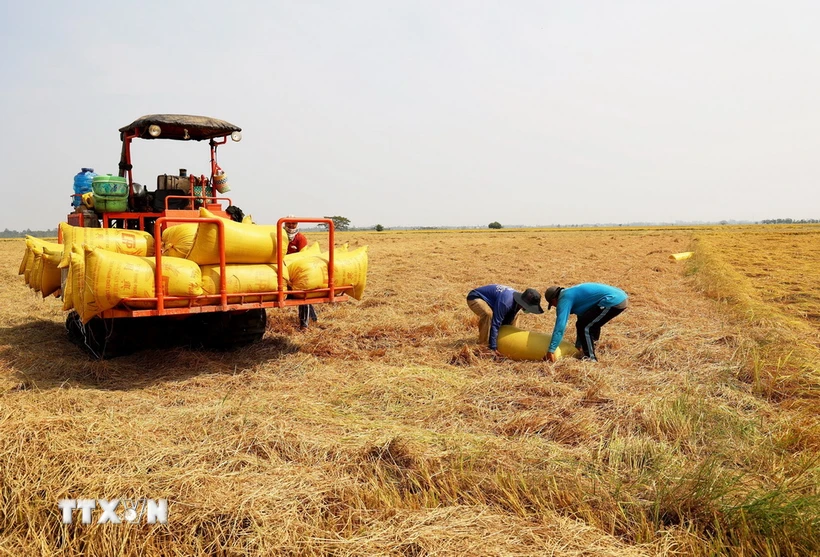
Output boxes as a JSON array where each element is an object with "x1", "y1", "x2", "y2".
[{"x1": 2, "y1": 1, "x2": 819, "y2": 230}]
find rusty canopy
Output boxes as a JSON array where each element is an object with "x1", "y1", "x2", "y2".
[{"x1": 119, "y1": 114, "x2": 241, "y2": 141}]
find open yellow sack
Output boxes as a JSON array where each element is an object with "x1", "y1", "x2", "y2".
[
  {"x1": 200, "y1": 264, "x2": 288, "y2": 303},
  {"x1": 185, "y1": 208, "x2": 286, "y2": 265},
  {"x1": 496, "y1": 325, "x2": 580, "y2": 361},
  {"x1": 81, "y1": 247, "x2": 203, "y2": 322},
  {"x1": 162, "y1": 223, "x2": 198, "y2": 258},
  {"x1": 58, "y1": 222, "x2": 154, "y2": 268},
  {"x1": 287, "y1": 246, "x2": 368, "y2": 300}
]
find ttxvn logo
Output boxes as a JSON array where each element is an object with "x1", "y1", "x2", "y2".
[{"x1": 58, "y1": 498, "x2": 168, "y2": 524}]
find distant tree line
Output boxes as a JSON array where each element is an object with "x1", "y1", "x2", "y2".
[
  {"x1": 0, "y1": 228, "x2": 58, "y2": 238},
  {"x1": 760, "y1": 218, "x2": 819, "y2": 224}
]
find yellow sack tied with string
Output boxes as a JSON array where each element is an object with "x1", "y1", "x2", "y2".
[
  {"x1": 81, "y1": 247, "x2": 203, "y2": 323},
  {"x1": 186, "y1": 208, "x2": 286, "y2": 265},
  {"x1": 161, "y1": 223, "x2": 198, "y2": 258},
  {"x1": 58, "y1": 222, "x2": 154, "y2": 268},
  {"x1": 496, "y1": 325, "x2": 580, "y2": 361},
  {"x1": 200, "y1": 264, "x2": 288, "y2": 303},
  {"x1": 287, "y1": 245, "x2": 368, "y2": 300}
]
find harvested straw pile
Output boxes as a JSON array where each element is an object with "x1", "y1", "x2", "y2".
[{"x1": 0, "y1": 226, "x2": 818, "y2": 556}]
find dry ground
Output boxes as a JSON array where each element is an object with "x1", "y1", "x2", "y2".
[{"x1": 0, "y1": 226, "x2": 818, "y2": 556}]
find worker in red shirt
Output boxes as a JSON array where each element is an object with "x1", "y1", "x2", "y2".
[{"x1": 284, "y1": 218, "x2": 318, "y2": 329}]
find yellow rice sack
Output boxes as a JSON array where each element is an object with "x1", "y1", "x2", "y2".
[
  {"x1": 70, "y1": 249, "x2": 92, "y2": 321},
  {"x1": 81, "y1": 247, "x2": 203, "y2": 323},
  {"x1": 63, "y1": 259, "x2": 74, "y2": 310},
  {"x1": 19, "y1": 245, "x2": 31, "y2": 276},
  {"x1": 58, "y1": 222, "x2": 155, "y2": 268},
  {"x1": 185, "y1": 208, "x2": 286, "y2": 265},
  {"x1": 22, "y1": 236, "x2": 62, "y2": 283},
  {"x1": 40, "y1": 246, "x2": 63, "y2": 298},
  {"x1": 287, "y1": 256, "x2": 326, "y2": 297},
  {"x1": 287, "y1": 246, "x2": 368, "y2": 300},
  {"x1": 496, "y1": 325, "x2": 580, "y2": 361},
  {"x1": 331, "y1": 246, "x2": 368, "y2": 300},
  {"x1": 200, "y1": 264, "x2": 288, "y2": 303},
  {"x1": 29, "y1": 249, "x2": 43, "y2": 292},
  {"x1": 23, "y1": 248, "x2": 36, "y2": 286},
  {"x1": 161, "y1": 223, "x2": 198, "y2": 258},
  {"x1": 65, "y1": 246, "x2": 85, "y2": 313},
  {"x1": 25, "y1": 236, "x2": 62, "y2": 253}
]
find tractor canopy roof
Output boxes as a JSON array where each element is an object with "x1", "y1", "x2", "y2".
[{"x1": 119, "y1": 114, "x2": 241, "y2": 141}]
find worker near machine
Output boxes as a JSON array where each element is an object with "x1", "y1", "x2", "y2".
[
  {"x1": 542, "y1": 283, "x2": 629, "y2": 363},
  {"x1": 466, "y1": 285, "x2": 544, "y2": 354},
  {"x1": 284, "y1": 217, "x2": 318, "y2": 329}
]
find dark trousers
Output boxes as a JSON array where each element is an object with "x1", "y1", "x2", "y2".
[
  {"x1": 575, "y1": 300, "x2": 627, "y2": 361},
  {"x1": 298, "y1": 304, "x2": 318, "y2": 328}
]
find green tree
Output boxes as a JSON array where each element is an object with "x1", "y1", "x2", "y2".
[
  {"x1": 374, "y1": 224, "x2": 384, "y2": 232},
  {"x1": 488, "y1": 221, "x2": 503, "y2": 229},
  {"x1": 320, "y1": 216, "x2": 351, "y2": 231}
]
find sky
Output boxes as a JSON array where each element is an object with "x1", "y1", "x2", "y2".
[{"x1": 1, "y1": 0, "x2": 819, "y2": 231}]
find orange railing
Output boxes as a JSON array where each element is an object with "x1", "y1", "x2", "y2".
[{"x1": 98, "y1": 216, "x2": 351, "y2": 318}]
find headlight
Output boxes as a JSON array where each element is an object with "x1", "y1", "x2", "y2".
[
  {"x1": 231, "y1": 131, "x2": 242, "y2": 142},
  {"x1": 148, "y1": 124, "x2": 161, "y2": 137}
]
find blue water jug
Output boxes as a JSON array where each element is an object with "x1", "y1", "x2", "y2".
[{"x1": 72, "y1": 168, "x2": 97, "y2": 207}]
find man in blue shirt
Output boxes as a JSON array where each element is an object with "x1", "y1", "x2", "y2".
[
  {"x1": 466, "y1": 285, "x2": 544, "y2": 354},
  {"x1": 543, "y1": 283, "x2": 629, "y2": 362}
]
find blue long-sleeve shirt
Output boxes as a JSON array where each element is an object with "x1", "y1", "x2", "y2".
[
  {"x1": 467, "y1": 284, "x2": 521, "y2": 350},
  {"x1": 549, "y1": 283, "x2": 628, "y2": 353}
]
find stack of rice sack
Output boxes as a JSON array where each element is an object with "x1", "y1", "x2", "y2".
[
  {"x1": 286, "y1": 242, "x2": 368, "y2": 300},
  {"x1": 162, "y1": 208, "x2": 367, "y2": 301},
  {"x1": 57, "y1": 223, "x2": 202, "y2": 323},
  {"x1": 19, "y1": 236, "x2": 63, "y2": 298},
  {"x1": 22, "y1": 209, "x2": 368, "y2": 323},
  {"x1": 162, "y1": 208, "x2": 289, "y2": 303}
]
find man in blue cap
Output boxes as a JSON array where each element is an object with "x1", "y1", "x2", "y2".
[
  {"x1": 543, "y1": 283, "x2": 629, "y2": 362},
  {"x1": 466, "y1": 285, "x2": 544, "y2": 355}
]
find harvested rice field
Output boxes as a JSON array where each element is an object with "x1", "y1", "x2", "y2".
[{"x1": 0, "y1": 225, "x2": 818, "y2": 556}]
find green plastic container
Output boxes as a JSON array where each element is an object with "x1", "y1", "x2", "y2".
[
  {"x1": 94, "y1": 194, "x2": 128, "y2": 213},
  {"x1": 92, "y1": 174, "x2": 128, "y2": 196}
]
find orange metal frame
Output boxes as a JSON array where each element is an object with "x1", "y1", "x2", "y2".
[
  {"x1": 98, "y1": 216, "x2": 351, "y2": 319},
  {"x1": 67, "y1": 128, "x2": 351, "y2": 319}
]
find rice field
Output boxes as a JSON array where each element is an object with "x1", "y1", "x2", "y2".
[{"x1": 0, "y1": 224, "x2": 818, "y2": 556}]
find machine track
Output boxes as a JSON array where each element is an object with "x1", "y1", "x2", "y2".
[{"x1": 65, "y1": 309, "x2": 268, "y2": 359}]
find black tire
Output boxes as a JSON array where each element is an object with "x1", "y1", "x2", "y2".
[
  {"x1": 193, "y1": 309, "x2": 267, "y2": 349},
  {"x1": 65, "y1": 311, "x2": 135, "y2": 359}
]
